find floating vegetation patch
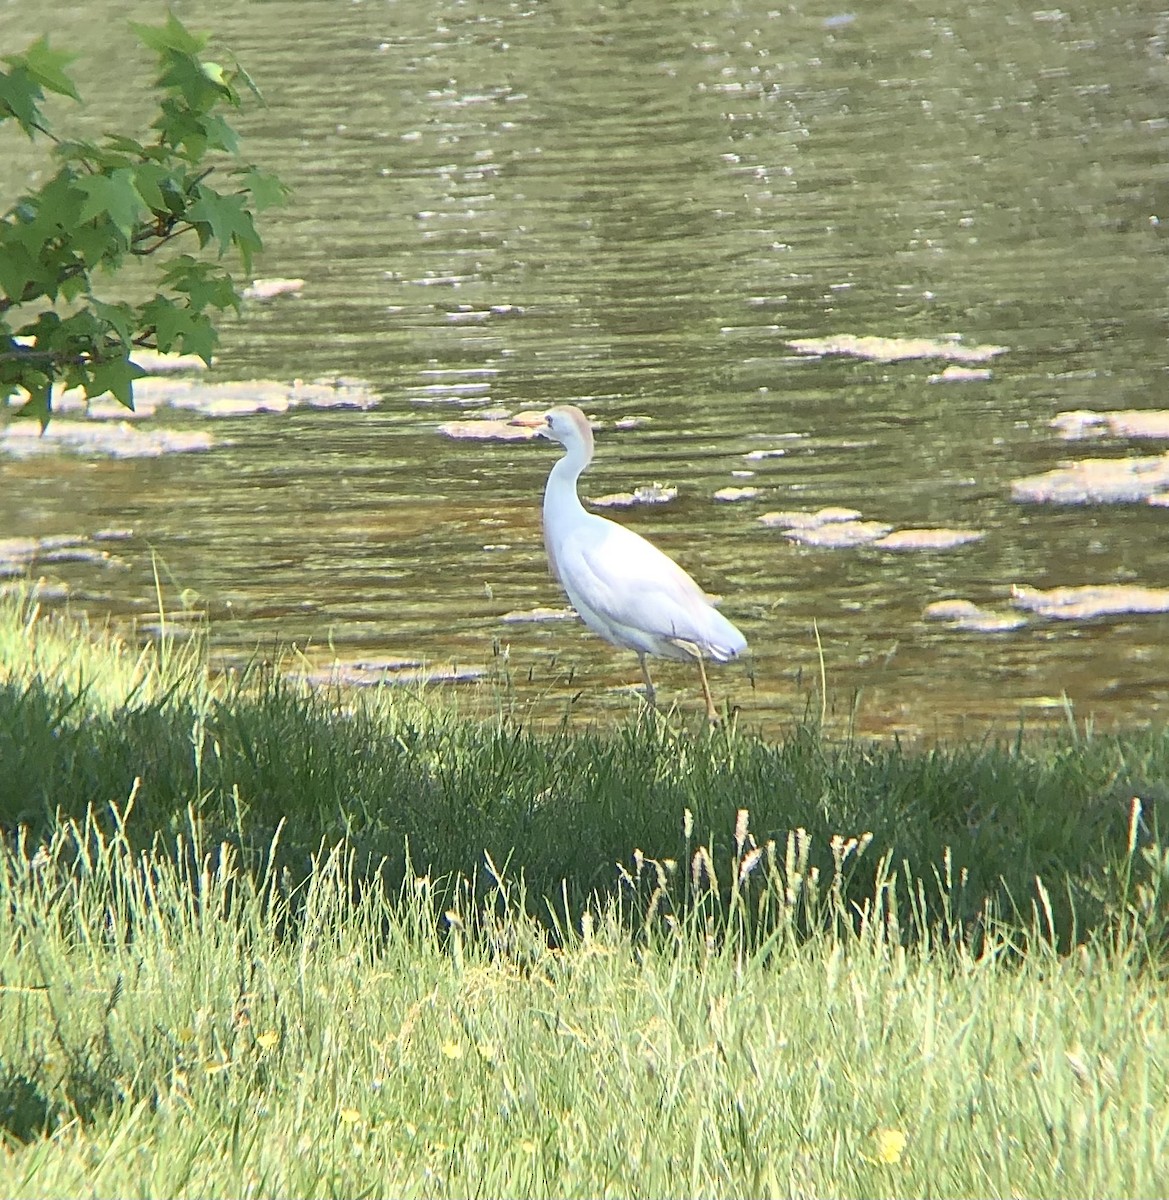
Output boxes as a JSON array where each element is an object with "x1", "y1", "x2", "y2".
[
  {"x1": 783, "y1": 519, "x2": 894, "y2": 547},
  {"x1": 1051, "y1": 410, "x2": 1169, "y2": 441},
  {"x1": 788, "y1": 333, "x2": 1008, "y2": 364},
  {"x1": 0, "y1": 534, "x2": 136, "y2": 603},
  {"x1": 437, "y1": 416, "x2": 542, "y2": 440},
  {"x1": 52, "y1": 377, "x2": 379, "y2": 421},
  {"x1": 0, "y1": 579, "x2": 70, "y2": 602},
  {"x1": 440, "y1": 411, "x2": 648, "y2": 441},
  {"x1": 0, "y1": 421, "x2": 213, "y2": 459},
  {"x1": 874, "y1": 528, "x2": 985, "y2": 551},
  {"x1": 241, "y1": 277, "x2": 305, "y2": 301},
  {"x1": 923, "y1": 599, "x2": 1027, "y2": 633},
  {"x1": 498, "y1": 606, "x2": 576, "y2": 623},
  {"x1": 758, "y1": 507, "x2": 861, "y2": 529},
  {"x1": 712, "y1": 486, "x2": 761, "y2": 502},
  {"x1": 759, "y1": 508, "x2": 983, "y2": 551},
  {"x1": 591, "y1": 483, "x2": 678, "y2": 508},
  {"x1": 0, "y1": 537, "x2": 51, "y2": 574},
  {"x1": 1011, "y1": 454, "x2": 1169, "y2": 504},
  {"x1": 928, "y1": 365, "x2": 994, "y2": 383},
  {"x1": 1010, "y1": 584, "x2": 1169, "y2": 621},
  {"x1": 294, "y1": 657, "x2": 485, "y2": 688}
]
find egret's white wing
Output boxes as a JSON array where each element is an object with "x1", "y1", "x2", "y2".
[
  {"x1": 542, "y1": 526, "x2": 563, "y2": 586},
  {"x1": 554, "y1": 514, "x2": 745, "y2": 659}
]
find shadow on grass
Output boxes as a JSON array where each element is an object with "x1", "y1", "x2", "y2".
[
  {"x1": 2, "y1": 652, "x2": 1168, "y2": 952},
  {"x1": 0, "y1": 1003, "x2": 126, "y2": 1145},
  {"x1": 0, "y1": 1067, "x2": 55, "y2": 1144}
]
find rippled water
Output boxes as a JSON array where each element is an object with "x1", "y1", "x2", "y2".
[{"x1": 2, "y1": 0, "x2": 1168, "y2": 737}]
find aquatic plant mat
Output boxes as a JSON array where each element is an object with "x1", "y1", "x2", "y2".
[{"x1": 1, "y1": 600, "x2": 1167, "y2": 1197}]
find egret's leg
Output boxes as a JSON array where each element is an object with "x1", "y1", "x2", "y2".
[
  {"x1": 696, "y1": 656, "x2": 718, "y2": 723},
  {"x1": 638, "y1": 654, "x2": 657, "y2": 708}
]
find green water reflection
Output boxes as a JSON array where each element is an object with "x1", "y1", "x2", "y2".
[{"x1": 2, "y1": 0, "x2": 1167, "y2": 737}]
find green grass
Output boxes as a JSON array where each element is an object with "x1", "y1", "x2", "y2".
[
  {"x1": 2, "y1": 593, "x2": 1167, "y2": 945},
  {"x1": 1, "y1": 595, "x2": 1169, "y2": 1196}
]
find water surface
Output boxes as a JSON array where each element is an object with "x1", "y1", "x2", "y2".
[{"x1": 2, "y1": 0, "x2": 1168, "y2": 737}]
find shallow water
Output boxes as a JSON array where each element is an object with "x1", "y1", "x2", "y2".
[{"x1": 2, "y1": 0, "x2": 1168, "y2": 738}]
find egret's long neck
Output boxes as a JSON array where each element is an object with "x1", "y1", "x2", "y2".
[{"x1": 543, "y1": 438, "x2": 590, "y2": 524}]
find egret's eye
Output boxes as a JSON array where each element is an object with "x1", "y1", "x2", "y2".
[{"x1": 545, "y1": 415, "x2": 553, "y2": 427}]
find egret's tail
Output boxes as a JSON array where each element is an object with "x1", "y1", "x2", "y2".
[{"x1": 670, "y1": 610, "x2": 747, "y2": 664}]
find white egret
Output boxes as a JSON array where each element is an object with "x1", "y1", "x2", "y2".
[{"x1": 512, "y1": 405, "x2": 748, "y2": 721}]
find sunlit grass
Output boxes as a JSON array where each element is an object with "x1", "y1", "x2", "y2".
[
  {"x1": 1, "y1": 599, "x2": 1168, "y2": 1195},
  {"x1": 0, "y1": 591, "x2": 175, "y2": 712},
  {"x1": 2, "y1": 810, "x2": 1168, "y2": 1197}
]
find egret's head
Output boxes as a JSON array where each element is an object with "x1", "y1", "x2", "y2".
[
  {"x1": 541, "y1": 405, "x2": 592, "y2": 447},
  {"x1": 511, "y1": 405, "x2": 595, "y2": 458}
]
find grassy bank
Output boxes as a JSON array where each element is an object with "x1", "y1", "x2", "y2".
[
  {"x1": 1, "y1": 597, "x2": 1168, "y2": 1195},
  {"x1": 2, "y1": 596, "x2": 1168, "y2": 940}
]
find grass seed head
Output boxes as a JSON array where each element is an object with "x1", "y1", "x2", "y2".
[
  {"x1": 734, "y1": 808, "x2": 749, "y2": 855},
  {"x1": 739, "y1": 847, "x2": 764, "y2": 883}
]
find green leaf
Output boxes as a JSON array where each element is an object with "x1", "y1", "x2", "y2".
[
  {"x1": 0, "y1": 65, "x2": 44, "y2": 134},
  {"x1": 0, "y1": 236, "x2": 49, "y2": 302},
  {"x1": 17, "y1": 37, "x2": 81, "y2": 100},
  {"x1": 131, "y1": 14, "x2": 206, "y2": 57},
  {"x1": 140, "y1": 294, "x2": 218, "y2": 363},
  {"x1": 87, "y1": 354, "x2": 144, "y2": 409},
  {"x1": 132, "y1": 161, "x2": 171, "y2": 213},
  {"x1": 55, "y1": 138, "x2": 107, "y2": 166},
  {"x1": 143, "y1": 294, "x2": 219, "y2": 361},
  {"x1": 104, "y1": 134, "x2": 148, "y2": 156},
  {"x1": 152, "y1": 98, "x2": 211, "y2": 158},
  {"x1": 59, "y1": 272, "x2": 88, "y2": 302},
  {"x1": 141, "y1": 294, "x2": 191, "y2": 351},
  {"x1": 176, "y1": 310, "x2": 217, "y2": 363},
  {"x1": 232, "y1": 59, "x2": 265, "y2": 104},
  {"x1": 75, "y1": 169, "x2": 147, "y2": 238},
  {"x1": 42, "y1": 308, "x2": 100, "y2": 351},
  {"x1": 161, "y1": 256, "x2": 242, "y2": 313},
  {"x1": 70, "y1": 220, "x2": 121, "y2": 270},
  {"x1": 2, "y1": 20, "x2": 281, "y2": 425},
  {"x1": 187, "y1": 189, "x2": 260, "y2": 265},
  {"x1": 158, "y1": 54, "x2": 230, "y2": 113},
  {"x1": 155, "y1": 106, "x2": 241, "y2": 157},
  {"x1": 200, "y1": 113, "x2": 239, "y2": 154},
  {"x1": 13, "y1": 169, "x2": 85, "y2": 261},
  {"x1": 91, "y1": 299, "x2": 139, "y2": 343},
  {"x1": 16, "y1": 373, "x2": 53, "y2": 426},
  {"x1": 238, "y1": 167, "x2": 289, "y2": 212}
]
